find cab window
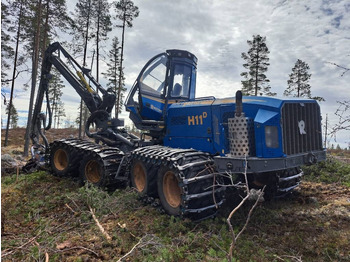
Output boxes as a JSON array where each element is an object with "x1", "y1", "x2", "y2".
[
  {"x1": 140, "y1": 55, "x2": 168, "y2": 97},
  {"x1": 171, "y1": 64, "x2": 191, "y2": 98}
]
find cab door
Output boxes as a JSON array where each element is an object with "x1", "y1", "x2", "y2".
[{"x1": 137, "y1": 54, "x2": 169, "y2": 121}]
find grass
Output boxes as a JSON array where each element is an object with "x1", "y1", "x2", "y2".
[
  {"x1": 2, "y1": 129, "x2": 349, "y2": 260},
  {"x1": 2, "y1": 168, "x2": 350, "y2": 261}
]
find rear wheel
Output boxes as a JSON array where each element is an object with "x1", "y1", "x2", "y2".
[
  {"x1": 131, "y1": 160, "x2": 157, "y2": 196},
  {"x1": 54, "y1": 149, "x2": 68, "y2": 170},
  {"x1": 157, "y1": 167, "x2": 182, "y2": 216},
  {"x1": 50, "y1": 143, "x2": 78, "y2": 176}
]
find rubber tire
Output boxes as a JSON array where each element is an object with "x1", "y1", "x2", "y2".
[
  {"x1": 50, "y1": 143, "x2": 76, "y2": 177},
  {"x1": 131, "y1": 160, "x2": 157, "y2": 197},
  {"x1": 157, "y1": 166, "x2": 182, "y2": 216},
  {"x1": 79, "y1": 153, "x2": 107, "y2": 187}
]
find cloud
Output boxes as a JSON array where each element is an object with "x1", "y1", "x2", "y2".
[{"x1": 2, "y1": 0, "x2": 349, "y2": 147}]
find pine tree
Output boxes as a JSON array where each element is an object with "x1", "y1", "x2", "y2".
[
  {"x1": 1, "y1": 2, "x2": 14, "y2": 85},
  {"x1": 71, "y1": 0, "x2": 94, "y2": 66},
  {"x1": 241, "y1": 35, "x2": 274, "y2": 96},
  {"x1": 48, "y1": 68, "x2": 65, "y2": 128},
  {"x1": 92, "y1": 0, "x2": 112, "y2": 84},
  {"x1": 284, "y1": 59, "x2": 311, "y2": 98},
  {"x1": 71, "y1": 0, "x2": 94, "y2": 138},
  {"x1": 75, "y1": 103, "x2": 89, "y2": 131},
  {"x1": 6, "y1": 103, "x2": 19, "y2": 129},
  {"x1": 55, "y1": 101, "x2": 66, "y2": 128},
  {"x1": 114, "y1": 0, "x2": 139, "y2": 111},
  {"x1": 23, "y1": 0, "x2": 71, "y2": 156},
  {"x1": 284, "y1": 59, "x2": 325, "y2": 102},
  {"x1": 3, "y1": 0, "x2": 25, "y2": 147},
  {"x1": 103, "y1": 37, "x2": 126, "y2": 119}
]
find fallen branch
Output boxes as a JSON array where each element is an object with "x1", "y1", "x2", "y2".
[
  {"x1": 227, "y1": 193, "x2": 250, "y2": 260},
  {"x1": 117, "y1": 236, "x2": 144, "y2": 262},
  {"x1": 274, "y1": 254, "x2": 303, "y2": 262},
  {"x1": 88, "y1": 205, "x2": 111, "y2": 241},
  {"x1": 235, "y1": 186, "x2": 265, "y2": 241},
  {"x1": 66, "y1": 196, "x2": 81, "y2": 211},
  {"x1": 57, "y1": 246, "x2": 99, "y2": 257},
  {"x1": 1, "y1": 235, "x2": 38, "y2": 257},
  {"x1": 117, "y1": 234, "x2": 162, "y2": 262},
  {"x1": 65, "y1": 203, "x2": 77, "y2": 214},
  {"x1": 226, "y1": 156, "x2": 265, "y2": 261},
  {"x1": 117, "y1": 222, "x2": 136, "y2": 238}
]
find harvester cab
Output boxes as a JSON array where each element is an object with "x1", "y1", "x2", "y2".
[{"x1": 125, "y1": 50, "x2": 197, "y2": 135}]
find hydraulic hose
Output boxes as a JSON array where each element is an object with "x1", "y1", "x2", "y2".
[
  {"x1": 45, "y1": 89, "x2": 52, "y2": 130},
  {"x1": 37, "y1": 113, "x2": 50, "y2": 155},
  {"x1": 85, "y1": 110, "x2": 134, "y2": 148}
]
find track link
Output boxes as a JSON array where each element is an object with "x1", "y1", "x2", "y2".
[
  {"x1": 131, "y1": 145, "x2": 226, "y2": 220},
  {"x1": 49, "y1": 138, "x2": 126, "y2": 185},
  {"x1": 261, "y1": 167, "x2": 303, "y2": 200}
]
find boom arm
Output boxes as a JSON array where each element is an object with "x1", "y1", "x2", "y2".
[{"x1": 30, "y1": 42, "x2": 133, "y2": 153}]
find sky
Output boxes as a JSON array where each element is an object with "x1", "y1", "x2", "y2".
[{"x1": 1, "y1": 0, "x2": 350, "y2": 148}]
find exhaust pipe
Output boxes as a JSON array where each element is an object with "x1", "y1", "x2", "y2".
[{"x1": 235, "y1": 90, "x2": 243, "y2": 117}]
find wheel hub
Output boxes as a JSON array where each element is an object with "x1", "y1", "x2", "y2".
[
  {"x1": 85, "y1": 160, "x2": 101, "y2": 183},
  {"x1": 54, "y1": 149, "x2": 68, "y2": 171},
  {"x1": 133, "y1": 162, "x2": 146, "y2": 192},
  {"x1": 163, "y1": 171, "x2": 181, "y2": 208}
]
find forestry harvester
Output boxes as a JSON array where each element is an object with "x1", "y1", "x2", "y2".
[{"x1": 26, "y1": 42, "x2": 326, "y2": 220}]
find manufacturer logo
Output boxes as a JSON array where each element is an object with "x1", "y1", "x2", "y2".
[{"x1": 298, "y1": 120, "x2": 306, "y2": 135}]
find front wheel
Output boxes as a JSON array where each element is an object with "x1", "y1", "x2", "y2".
[{"x1": 157, "y1": 167, "x2": 182, "y2": 216}]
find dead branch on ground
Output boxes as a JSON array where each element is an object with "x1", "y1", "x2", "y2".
[
  {"x1": 65, "y1": 203, "x2": 78, "y2": 215},
  {"x1": 88, "y1": 205, "x2": 112, "y2": 242},
  {"x1": 117, "y1": 234, "x2": 163, "y2": 262},
  {"x1": 274, "y1": 254, "x2": 303, "y2": 262},
  {"x1": 57, "y1": 246, "x2": 99, "y2": 257},
  {"x1": 1, "y1": 235, "x2": 39, "y2": 258},
  {"x1": 226, "y1": 156, "x2": 265, "y2": 262}
]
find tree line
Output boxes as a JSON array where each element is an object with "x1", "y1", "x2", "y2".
[
  {"x1": 1, "y1": 0, "x2": 139, "y2": 156},
  {"x1": 240, "y1": 34, "x2": 324, "y2": 100},
  {"x1": 3, "y1": 3, "x2": 347, "y2": 154}
]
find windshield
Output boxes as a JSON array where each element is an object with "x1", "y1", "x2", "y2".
[{"x1": 140, "y1": 55, "x2": 168, "y2": 96}]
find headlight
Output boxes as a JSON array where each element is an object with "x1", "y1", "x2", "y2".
[{"x1": 265, "y1": 126, "x2": 279, "y2": 148}]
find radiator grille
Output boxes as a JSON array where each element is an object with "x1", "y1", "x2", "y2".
[{"x1": 282, "y1": 102, "x2": 323, "y2": 155}]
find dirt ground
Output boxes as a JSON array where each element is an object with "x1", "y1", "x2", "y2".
[
  {"x1": 1, "y1": 127, "x2": 80, "y2": 157},
  {"x1": 1, "y1": 128, "x2": 350, "y2": 261}
]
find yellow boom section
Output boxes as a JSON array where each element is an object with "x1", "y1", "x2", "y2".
[{"x1": 77, "y1": 71, "x2": 94, "y2": 94}]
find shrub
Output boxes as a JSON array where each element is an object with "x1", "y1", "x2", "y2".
[{"x1": 303, "y1": 156, "x2": 350, "y2": 186}]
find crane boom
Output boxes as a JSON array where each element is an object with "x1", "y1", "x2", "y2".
[{"x1": 30, "y1": 42, "x2": 135, "y2": 158}]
